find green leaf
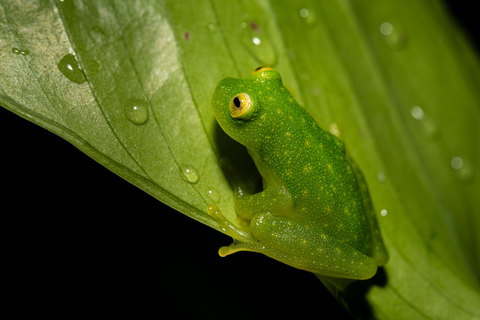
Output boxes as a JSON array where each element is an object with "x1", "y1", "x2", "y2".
[{"x1": 1, "y1": 0, "x2": 479, "y2": 319}]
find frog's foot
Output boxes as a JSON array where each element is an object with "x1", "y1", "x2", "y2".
[{"x1": 207, "y1": 204, "x2": 264, "y2": 257}]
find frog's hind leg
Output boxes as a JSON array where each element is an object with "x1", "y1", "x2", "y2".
[{"x1": 249, "y1": 212, "x2": 378, "y2": 280}]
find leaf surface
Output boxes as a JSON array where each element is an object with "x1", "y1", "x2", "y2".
[{"x1": 1, "y1": 0, "x2": 479, "y2": 318}]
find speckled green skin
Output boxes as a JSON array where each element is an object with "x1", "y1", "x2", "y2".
[{"x1": 210, "y1": 70, "x2": 387, "y2": 281}]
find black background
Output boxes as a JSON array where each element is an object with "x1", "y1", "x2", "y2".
[{"x1": 2, "y1": 2, "x2": 477, "y2": 319}]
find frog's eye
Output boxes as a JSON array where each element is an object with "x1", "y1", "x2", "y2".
[
  {"x1": 229, "y1": 93, "x2": 252, "y2": 119},
  {"x1": 252, "y1": 66, "x2": 274, "y2": 75}
]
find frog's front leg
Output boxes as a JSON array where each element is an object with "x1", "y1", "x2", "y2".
[
  {"x1": 235, "y1": 185, "x2": 293, "y2": 222},
  {"x1": 207, "y1": 185, "x2": 293, "y2": 256}
]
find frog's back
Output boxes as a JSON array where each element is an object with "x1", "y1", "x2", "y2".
[{"x1": 259, "y1": 103, "x2": 372, "y2": 255}]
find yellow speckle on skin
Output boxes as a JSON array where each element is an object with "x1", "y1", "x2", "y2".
[
  {"x1": 277, "y1": 109, "x2": 282, "y2": 114},
  {"x1": 303, "y1": 164, "x2": 313, "y2": 173}
]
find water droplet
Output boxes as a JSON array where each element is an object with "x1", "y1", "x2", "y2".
[
  {"x1": 299, "y1": 8, "x2": 309, "y2": 18},
  {"x1": 379, "y1": 22, "x2": 393, "y2": 35},
  {"x1": 181, "y1": 166, "x2": 199, "y2": 184},
  {"x1": 329, "y1": 123, "x2": 340, "y2": 137},
  {"x1": 208, "y1": 23, "x2": 216, "y2": 31},
  {"x1": 380, "y1": 209, "x2": 388, "y2": 217},
  {"x1": 451, "y1": 156, "x2": 463, "y2": 170},
  {"x1": 410, "y1": 106, "x2": 424, "y2": 120},
  {"x1": 124, "y1": 98, "x2": 149, "y2": 125},
  {"x1": 240, "y1": 22, "x2": 247, "y2": 29},
  {"x1": 380, "y1": 22, "x2": 407, "y2": 49},
  {"x1": 299, "y1": 8, "x2": 317, "y2": 25},
  {"x1": 240, "y1": 19, "x2": 278, "y2": 66},
  {"x1": 207, "y1": 189, "x2": 220, "y2": 202},
  {"x1": 410, "y1": 105, "x2": 440, "y2": 139},
  {"x1": 450, "y1": 156, "x2": 475, "y2": 183},
  {"x1": 422, "y1": 118, "x2": 440, "y2": 139},
  {"x1": 12, "y1": 48, "x2": 29, "y2": 55},
  {"x1": 57, "y1": 54, "x2": 86, "y2": 84},
  {"x1": 377, "y1": 171, "x2": 386, "y2": 182}
]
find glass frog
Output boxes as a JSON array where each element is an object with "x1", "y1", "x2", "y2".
[{"x1": 208, "y1": 67, "x2": 388, "y2": 290}]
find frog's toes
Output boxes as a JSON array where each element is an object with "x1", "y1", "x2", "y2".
[
  {"x1": 207, "y1": 204, "x2": 256, "y2": 244},
  {"x1": 217, "y1": 240, "x2": 266, "y2": 257}
]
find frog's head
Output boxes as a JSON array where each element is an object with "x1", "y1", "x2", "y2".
[{"x1": 212, "y1": 67, "x2": 284, "y2": 152}]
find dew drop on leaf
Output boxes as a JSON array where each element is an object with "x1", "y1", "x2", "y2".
[
  {"x1": 410, "y1": 105, "x2": 440, "y2": 139},
  {"x1": 377, "y1": 171, "x2": 386, "y2": 182},
  {"x1": 451, "y1": 156, "x2": 463, "y2": 170},
  {"x1": 208, "y1": 23, "x2": 216, "y2": 31},
  {"x1": 329, "y1": 123, "x2": 340, "y2": 137},
  {"x1": 451, "y1": 156, "x2": 475, "y2": 183},
  {"x1": 207, "y1": 189, "x2": 220, "y2": 202},
  {"x1": 240, "y1": 19, "x2": 278, "y2": 66},
  {"x1": 124, "y1": 98, "x2": 149, "y2": 125},
  {"x1": 12, "y1": 48, "x2": 29, "y2": 55},
  {"x1": 57, "y1": 54, "x2": 86, "y2": 84},
  {"x1": 181, "y1": 166, "x2": 199, "y2": 184},
  {"x1": 299, "y1": 8, "x2": 317, "y2": 25},
  {"x1": 410, "y1": 106, "x2": 425, "y2": 120},
  {"x1": 379, "y1": 22, "x2": 408, "y2": 50}
]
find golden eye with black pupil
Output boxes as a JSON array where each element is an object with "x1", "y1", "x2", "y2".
[
  {"x1": 229, "y1": 93, "x2": 252, "y2": 118},
  {"x1": 252, "y1": 66, "x2": 274, "y2": 75}
]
